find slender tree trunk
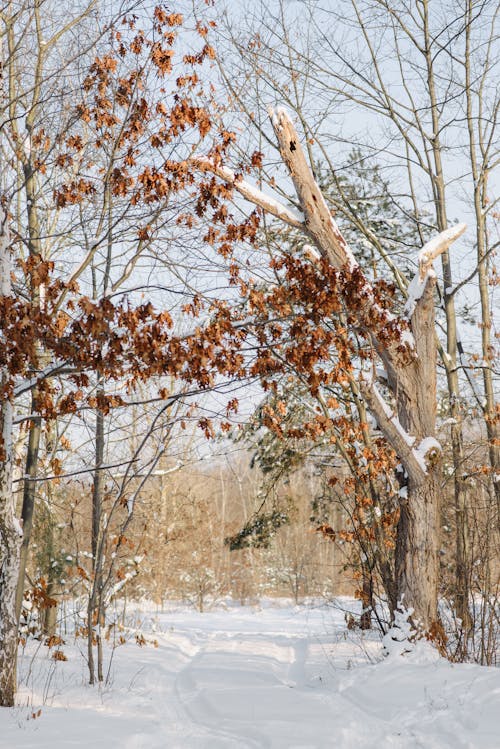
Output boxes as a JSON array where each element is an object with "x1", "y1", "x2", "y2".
[
  {"x1": 359, "y1": 567, "x2": 374, "y2": 630},
  {"x1": 14, "y1": 95, "x2": 46, "y2": 623},
  {"x1": 463, "y1": 1, "x2": 500, "y2": 527},
  {"x1": 92, "y1": 402, "x2": 104, "y2": 564},
  {"x1": 88, "y1": 197, "x2": 114, "y2": 684},
  {"x1": 87, "y1": 592, "x2": 96, "y2": 685},
  {"x1": 97, "y1": 597, "x2": 104, "y2": 683},
  {"x1": 41, "y1": 578, "x2": 59, "y2": 638},
  {"x1": 377, "y1": 550, "x2": 398, "y2": 620},
  {"x1": 88, "y1": 384, "x2": 104, "y2": 684},
  {"x1": 0, "y1": 203, "x2": 23, "y2": 706},
  {"x1": 0, "y1": 34, "x2": 20, "y2": 708},
  {"x1": 0, "y1": 399, "x2": 21, "y2": 707},
  {"x1": 15, "y1": 405, "x2": 41, "y2": 621},
  {"x1": 422, "y1": 0, "x2": 471, "y2": 632}
]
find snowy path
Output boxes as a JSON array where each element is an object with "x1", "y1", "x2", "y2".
[
  {"x1": 1, "y1": 601, "x2": 498, "y2": 748},
  {"x1": 174, "y1": 632, "x2": 337, "y2": 747}
]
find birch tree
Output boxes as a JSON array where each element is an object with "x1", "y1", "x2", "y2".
[
  {"x1": 0, "y1": 2, "x2": 247, "y2": 705},
  {"x1": 0, "y1": 194, "x2": 22, "y2": 708},
  {"x1": 0, "y1": 20, "x2": 22, "y2": 708},
  {"x1": 1, "y1": 0, "x2": 119, "y2": 631}
]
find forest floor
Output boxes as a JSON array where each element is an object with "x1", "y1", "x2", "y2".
[{"x1": 0, "y1": 598, "x2": 498, "y2": 748}]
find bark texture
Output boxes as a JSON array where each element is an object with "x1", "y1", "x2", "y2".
[
  {"x1": 0, "y1": 400, "x2": 22, "y2": 707},
  {"x1": 395, "y1": 472, "x2": 440, "y2": 627},
  {"x1": 0, "y1": 205, "x2": 23, "y2": 706},
  {"x1": 15, "y1": 407, "x2": 41, "y2": 621}
]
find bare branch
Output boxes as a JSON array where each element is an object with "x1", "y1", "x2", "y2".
[
  {"x1": 359, "y1": 376, "x2": 428, "y2": 485},
  {"x1": 418, "y1": 222, "x2": 467, "y2": 280},
  {"x1": 404, "y1": 224, "x2": 467, "y2": 320},
  {"x1": 269, "y1": 106, "x2": 358, "y2": 271},
  {"x1": 191, "y1": 156, "x2": 306, "y2": 230}
]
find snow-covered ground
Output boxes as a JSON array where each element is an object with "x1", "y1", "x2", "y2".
[{"x1": 1, "y1": 599, "x2": 498, "y2": 748}]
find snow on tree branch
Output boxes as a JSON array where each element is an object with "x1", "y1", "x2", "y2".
[
  {"x1": 359, "y1": 374, "x2": 428, "y2": 485},
  {"x1": 269, "y1": 106, "x2": 358, "y2": 272},
  {"x1": 404, "y1": 223, "x2": 467, "y2": 319},
  {"x1": 191, "y1": 157, "x2": 306, "y2": 229}
]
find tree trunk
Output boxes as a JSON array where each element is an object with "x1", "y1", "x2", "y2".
[
  {"x1": 359, "y1": 567, "x2": 374, "y2": 630},
  {"x1": 88, "y1": 385, "x2": 104, "y2": 684},
  {"x1": 15, "y1": 406, "x2": 41, "y2": 621},
  {"x1": 0, "y1": 204, "x2": 23, "y2": 706},
  {"x1": 92, "y1": 403, "x2": 104, "y2": 564},
  {"x1": 463, "y1": 1, "x2": 500, "y2": 530},
  {"x1": 395, "y1": 472, "x2": 440, "y2": 628},
  {"x1": 377, "y1": 551, "x2": 398, "y2": 621},
  {"x1": 395, "y1": 261, "x2": 440, "y2": 629},
  {"x1": 0, "y1": 543, "x2": 20, "y2": 707},
  {"x1": 422, "y1": 2, "x2": 472, "y2": 632},
  {"x1": 0, "y1": 399, "x2": 22, "y2": 707},
  {"x1": 14, "y1": 129, "x2": 46, "y2": 623},
  {"x1": 41, "y1": 578, "x2": 59, "y2": 639},
  {"x1": 87, "y1": 593, "x2": 96, "y2": 685}
]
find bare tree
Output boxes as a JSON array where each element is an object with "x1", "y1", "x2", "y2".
[{"x1": 0, "y1": 196, "x2": 22, "y2": 707}]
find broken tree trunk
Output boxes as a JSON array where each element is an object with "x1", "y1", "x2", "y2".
[{"x1": 194, "y1": 107, "x2": 466, "y2": 633}]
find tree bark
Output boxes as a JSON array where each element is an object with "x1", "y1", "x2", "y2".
[
  {"x1": 421, "y1": 0, "x2": 472, "y2": 632},
  {"x1": 41, "y1": 578, "x2": 59, "y2": 639},
  {"x1": 0, "y1": 394, "x2": 22, "y2": 706},
  {"x1": 395, "y1": 473, "x2": 440, "y2": 628},
  {"x1": 463, "y1": 0, "x2": 499, "y2": 531},
  {"x1": 0, "y1": 420, "x2": 21, "y2": 707},
  {"x1": 0, "y1": 31, "x2": 18, "y2": 708},
  {"x1": 14, "y1": 126, "x2": 46, "y2": 624},
  {"x1": 359, "y1": 567, "x2": 374, "y2": 630},
  {"x1": 88, "y1": 384, "x2": 104, "y2": 684},
  {"x1": 15, "y1": 405, "x2": 41, "y2": 622},
  {"x1": 0, "y1": 203, "x2": 23, "y2": 706}
]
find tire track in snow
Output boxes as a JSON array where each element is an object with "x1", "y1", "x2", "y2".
[
  {"x1": 173, "y1": 632, "x2": 342, "y2": 748},
  {"x1": 174, "y1": 634, "x2": 274, "y2": 748}
]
